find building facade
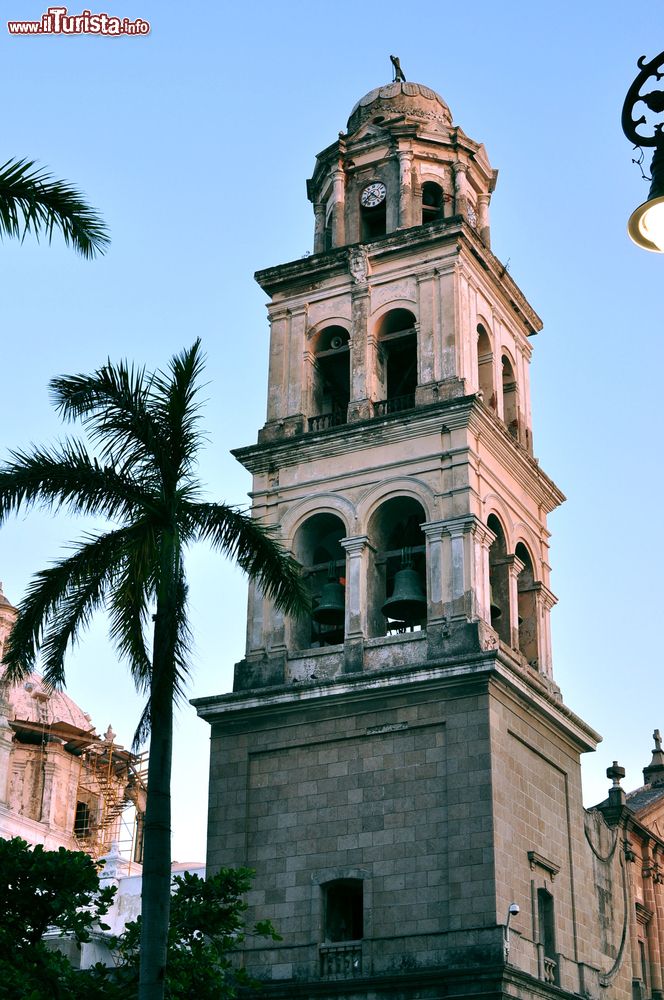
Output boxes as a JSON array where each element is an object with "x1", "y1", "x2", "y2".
[
  {"x1": 0, "y1": 584, "x2": 146, "y2": 863},
  {"x1": 195, "y1": 78, "x2": 664, "y2": 999}
]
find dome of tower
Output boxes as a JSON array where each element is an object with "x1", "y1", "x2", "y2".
[
  {"x1": 346, "y1": 81, "x2": 453, "y2": 134},
  {"x1": 2, "y1": 671, "x2": 96, "y2": 732}
]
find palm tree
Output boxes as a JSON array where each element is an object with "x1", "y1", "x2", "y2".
[
  {"x1": 0, "y1": 340, "x2": 308, "y2": 1000},
  {"x1": 0, "y1": 157, "x2": 109, "y2": 258}
]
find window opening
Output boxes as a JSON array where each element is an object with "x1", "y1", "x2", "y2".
[
  {"x1": 308, "y1": 326, "x2": 350, "y2": 432},
  {"x1": 375, "y1": 309, "x2": 417, "y2": 415},
  {"x1": 502, "y1": 354, "x2": 518, "y2": 439},
  {"x1": 516, "y1": 542, "x2": 538, "y2": 668},
  {"x1": 487, "y1": 514, "x2": 510, "y2": 645},
  {"x1": 477, "y1": 324, "x2": 495, "y2": 407},
  {"x1": 74, "y1": 800, "x2": 91, "y2": 838},
  {"x1": 368, "y1": 497, "x2": 427, "y2": 637},
  {"x1": 421, "y1": 181, "x2": 444, "y2": 224},
  {"x1": 324, "y1": 879, "x2": 364, "y2": 942},
  {"x1": 292, "y1": 513, "x2": 346, "y2": 649}
]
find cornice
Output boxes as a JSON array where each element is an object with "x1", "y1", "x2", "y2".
[
  {"x1": 255, "y1": 221, "x2": 543, "y2": 338},
  {"x1": 234, "y1": 395, "x2": 564, "y2": 515}
]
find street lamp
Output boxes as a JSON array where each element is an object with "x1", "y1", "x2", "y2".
[{"x1": 622, "y1": 50, "x2": 664, "y2": 252}]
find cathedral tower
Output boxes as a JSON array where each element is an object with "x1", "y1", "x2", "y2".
[{"x1": 195, "y1": 77, "x2": 630, "y2": 999}]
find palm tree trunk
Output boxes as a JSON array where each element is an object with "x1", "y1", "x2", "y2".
[{"x1": 138, "y1": 535, "x2": 179, "y2": 1000}]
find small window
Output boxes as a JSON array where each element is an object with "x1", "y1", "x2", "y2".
[
  {"x1": 537, "y1": 888, "x2": 555, "y2": 960},
  {"x1": 323, "y1": 879, "x2": 363, "y2": 942},
  {"x1": 502, "y1": 354, "x2": 518, "y2": 439},
  {"x1": 74, "y1": 800, "x2": 91, "y2": 838}
]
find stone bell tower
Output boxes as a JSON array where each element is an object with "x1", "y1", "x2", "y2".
[{"x1": 195, "y1": 76, "x2": 621, "y2": 999}]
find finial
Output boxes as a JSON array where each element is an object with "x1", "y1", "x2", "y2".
[
  {"x1": 104, "y1": 724, "x2": 116, "y2": 743},
  {"x1": 644, "y1": 728, "x2": 664, "y2": 786},
  {"x1": 607, "y1": 760, "x2": 625, "y2": 788},
  {"x1": 390, "y1": 55, "x2": 406, "y2": 83}
]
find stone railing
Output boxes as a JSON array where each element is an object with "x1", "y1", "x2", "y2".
[
  {"x1": 543, "y1": 956, "x2": 556, "y2": 984},
  {"x1": 307, "y1": 411, "x2": 347, "y2": 432},
  {"x1": 319, "y1": 941, "x2": 362, "y2": 978}
]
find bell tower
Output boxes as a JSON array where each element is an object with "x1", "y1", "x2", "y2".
[{"x1": 196, "y1": 76, "x2": 611, "y2": 999}]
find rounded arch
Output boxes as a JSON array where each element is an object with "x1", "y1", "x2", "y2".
[
  {"x1": 357, "y1": 477, "x2": 436, "y2": 533},
  {"x1": 500, "y1": 348, "x2": 519, "y2": 438},
  {"x1": 291, "y1": 511, "x2": 348, "y2": 650},
  {"x1": 515, "y1": 540, "x2": 540, "y2": 669},
  {"x1": 371, "y1": 306, "x2": 418, "y2": 412},
  {"x1": 482, "y1": 493, "x2": 516, "y2": 552},
  {"x1": 306, "y1": 322, "x2": 351, "y2": 428},
  {"x1": 366, "y1": 494, "x2": 428, "y2": 637},
  {"x1": 512, "y1": 526, "x2": 542, "y2": 580},
  {"x1": 306, "y1": 317, "x2": 351, "y2": 346},
  {"x1": 280, "y1": 494, "x2": 355, "y2": 546},
  {"x1": 476, "y1": 321, "x2": 495, "y2": 407},
  {"x1": 486, "y1": 512, "x2": 511, "y2": 645}
]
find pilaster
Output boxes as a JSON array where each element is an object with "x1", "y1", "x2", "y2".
[{"x1": 340, "y1": 535, "x2": 374, "y2": 641}]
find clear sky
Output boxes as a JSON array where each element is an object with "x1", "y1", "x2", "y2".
[{"x1": 0, "y1": 1, "x2": 662, "y2": 862}]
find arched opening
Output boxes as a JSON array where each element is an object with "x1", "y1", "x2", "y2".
[
  {"x1": 516, "y1": 542, "x2": 539, "y2": 668},
  {"x1": 308, "y1": 326, "x2": 350, "y2": 432},
  {"x1": 322, "y1": 879, "x2": 364, "y2": 942},
  {"x1": 477, "y1": 324, "x2": 495, "y2": 407},
  {"x1": 292, "y1": 513, "x2": 346, "y2": 649},
  {"x1": 421, "y1": 181, "x2": 444, "y2": 224},
  {"x1": 487, "y1": 514, "x2": 510, "y2": 645},
  {"x1": 360, "y1": 182, "x2": 387, "y2": 240},
  {"x1": 367, "y1": 496, "x2": 427, "y2": 637},
  {"x1": 502, "y1": 354, "x2": 518, "y2": 439},
  {"x1": 375, "y1": 309, "x2": 417, "y2": 416}
]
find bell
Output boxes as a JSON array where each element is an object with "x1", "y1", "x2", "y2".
[
  {"x1": 312, "y1": 580, "x2": 345, "y2": 627},
  {"x1": 382, "y1": 567, "x2": 427, "y2": 624},
  {"x1": 490, "y1": 584, "x2": 502, "y2": 622}
]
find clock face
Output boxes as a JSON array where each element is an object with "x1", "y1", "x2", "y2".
[{"x1": 361, "y1": 182, "x2": 387, "y2": 208}]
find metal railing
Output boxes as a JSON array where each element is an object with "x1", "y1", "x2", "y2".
[
  {"x1": 373, "y1": 393, "x2": 416, "y2": 417},
  {"x1": 320, "y1": 941, "x2": 362, "y2": 978}
]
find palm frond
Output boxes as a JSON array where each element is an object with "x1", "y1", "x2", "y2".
[
  {"x1": 0, "y1": 158, "x2": 109, "y2": 259},
  {"x1": 2, "y1": 527, "x2": 137, "y2": 685},
  {"x1": 0, "y1": 441, "x2": 154, "y2": 526},
  {"x1": 50, "y1": 361, "x2": 165, "y2": 477},
  {"x1": 150, "y1": 340, "x2": 206, "y2": 484},
  {"x1": 108, "y1": 524, "x2": 158, "y2": 687},
  {"x1": 182, "y1": 501, "x2": 309, "y2": 616}
]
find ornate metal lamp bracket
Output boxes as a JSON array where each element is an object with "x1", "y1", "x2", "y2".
[{"x1": 621, "y1": 50, "x2": 664, "y2": 148}]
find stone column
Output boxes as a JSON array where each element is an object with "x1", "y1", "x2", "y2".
[
  {"x1": 340, "y1": 536, "x2": 372, "y2": 641},
  {"x1": 422, "y1": 521, "x2": 446, "y2": 624},
  {"x1": 416, "y1": 270, "x2": 437, "y2": 400},
  {"x1": 432, "y1": 514, "x2": 494, "y2": 621},
  {"x1": 313, "y1": 201, "x2": 326, "y2": 253},
  {"x1": 453, "y1": 162, "x2": 469, "y2": 219},
  {"x1": 286, "y1": 305, "x2": 308, "y2": 417},
  {"x1": 643, "y1": 839, "x2": 664, "y2": 997},
  {"x1": 506, "y1": 555, "x2": 526, "y2": 649},
  {"x1": 477, "y1": 192, "x2": 491, "y2": 248},
  {"x1": 265, "y1": 307, "x2": 289, "y2": 423},
  {"x1": 348, "y1": 284, "x2": 373, "y2": 421},
  {"x1": 332, "y1": 166, "x2": 346, "y2": 248},
  {"x1": 536, "y1": 583, "x2": 557, "y2": 678},
  {"x1": 398, "y1": 150, "x2": 414, "y2": 229},
  {"x1": 0, "y1": 693, "x2": 13, "y2": 806}
]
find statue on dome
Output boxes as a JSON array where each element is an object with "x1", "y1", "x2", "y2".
[{"x1": 390, "y1": 54, "x2": 406, "y2": 83}]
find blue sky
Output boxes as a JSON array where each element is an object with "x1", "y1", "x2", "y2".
[{"x1": 0, "y1": 1, "x2": 662, "y2": 860}]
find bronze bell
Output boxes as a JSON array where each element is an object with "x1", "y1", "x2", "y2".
[
  {"x1": 382, "y1": 567, "x2": 427, "y2": 624},
  {"x1": 312, "y1": 579, "x2": 345, "y2": 627}
]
